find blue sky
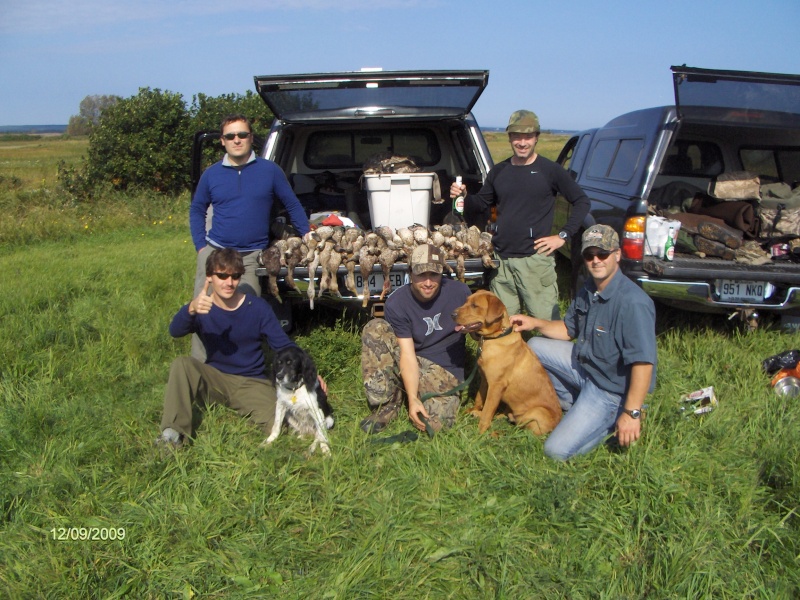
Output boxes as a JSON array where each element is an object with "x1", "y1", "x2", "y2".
[{"x1": 1, "y1": 0, "x2": 798, "y2": 130}]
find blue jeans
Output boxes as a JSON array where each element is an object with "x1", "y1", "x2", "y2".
[{"x1": 528, "y1": 337, "x2": 623, "y2": 461}]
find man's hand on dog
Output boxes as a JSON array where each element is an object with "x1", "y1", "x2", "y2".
[
  {"x1": 407, "y1": 398, "x2": 430, "y2": 431},
  {"x1": 189, "y1": 280, "x2": 214, "y2": 315}
]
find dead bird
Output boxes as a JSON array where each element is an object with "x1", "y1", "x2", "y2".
[
  {"x1": 259, "y1": 244, "x2": 283, "y2": 303},
  {"x1": 283, "y1": 236, "x2": 305, "y2": 292}
]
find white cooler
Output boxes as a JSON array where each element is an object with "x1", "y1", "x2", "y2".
[{"x1": 363, "y1": 173, "x2": 434, "y2": 229}]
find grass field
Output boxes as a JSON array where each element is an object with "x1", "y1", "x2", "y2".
[{"x1": 1, "y1": 134, "x2": 799, "y2": 598}]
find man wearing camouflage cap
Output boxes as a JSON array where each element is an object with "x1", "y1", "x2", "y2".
[
  {"x1": 359, "y1": 244, "x2": 471, "y2": 434},
  {"x1": 450, "y1": 109, "x2": 590, "y2": 319},
  {"x1": 510, "y1": 225, "x2": 657, "y2": 461}
]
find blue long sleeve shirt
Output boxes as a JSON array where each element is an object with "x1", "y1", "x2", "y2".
[
  {"x1": 190, "y1": 154, "x2": 310, "y2": 252},
  {"x1": 170, "y1": 296, "x2": 295, "y2": 379}
]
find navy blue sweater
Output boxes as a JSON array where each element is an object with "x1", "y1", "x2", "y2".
[
  {"x1": 170, "y1": 296, "x2": 295, "y2": 379},
  {"x1": 190, "y1": 155, "x2": 310, "y2": 252}
]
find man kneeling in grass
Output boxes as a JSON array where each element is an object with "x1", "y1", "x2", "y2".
[
  {"x1": 511, "y1": 225, "x2": 657, "y2": 461},
  {"x1": 156, "y1": 248, "x2": 319, "y2": 448}
]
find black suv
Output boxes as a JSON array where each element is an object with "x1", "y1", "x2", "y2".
[{"x1": 553, "y1": 65, "x2": 800, "y2": 329}]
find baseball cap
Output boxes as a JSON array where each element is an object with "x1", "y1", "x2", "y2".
[
  {"x1": 581, "y1": 224, "x2": 619, "y2": 253},
  {"x1": 410, "y1": 244, "x2": 444, "y2": 275},
  {"x1": 506, "y1": 110, "x2": 540, "y2": 134}
]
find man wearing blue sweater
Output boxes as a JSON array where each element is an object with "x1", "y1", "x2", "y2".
[
  {"x1": 189, "y1": 114, "x2": 310, "y2": 359},
  {"x1": 157, "y1": 248, "x2": 305, "y2": 449}
]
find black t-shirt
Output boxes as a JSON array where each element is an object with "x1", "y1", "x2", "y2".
[
  {"x1": 469, "y1": 155, "x2": 590, "y2": 258},
  {"x1": 384, "y1": 277, "x2": 471, "y2": 381}
]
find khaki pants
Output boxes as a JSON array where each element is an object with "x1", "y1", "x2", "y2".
[
  {"x1": 490, "y1": 252, "x2": 560, "y2": 320},
  {"x1": 160, "y1": 356, "x2": 277, "y2": 438}
]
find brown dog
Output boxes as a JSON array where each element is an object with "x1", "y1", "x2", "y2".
[{"x1": 452, "y1": 290, "x2": 561, "y2": 435}]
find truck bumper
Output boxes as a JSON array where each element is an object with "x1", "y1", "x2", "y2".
[
  {"x1": 637, "y1": 278, "x2": 800, "y2": 312},
  {"x1": 629, "y1": 256, "x2": 800, "y2": 313}
]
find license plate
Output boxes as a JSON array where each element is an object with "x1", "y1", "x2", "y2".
[
  {"x1": 355, "y1": 272, "x2": 405, "y2": 294},
  {"x1": 717, "y1": 280, "x2": 769, "y2": 303}
]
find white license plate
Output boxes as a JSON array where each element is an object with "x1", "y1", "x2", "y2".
[
  {"x1": 717, "y1": 280, "x2": 768, "y2": 303},
  {"x1": 355, "y1": 272, "x2": 405, "y2": 294}
]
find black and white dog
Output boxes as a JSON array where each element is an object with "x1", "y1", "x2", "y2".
[{"x1": 262, "y1": 346, "x2": 334, "y2": 455}]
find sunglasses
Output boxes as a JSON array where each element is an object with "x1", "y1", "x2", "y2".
[
  {"x1": 582, "y1": 249, "x2": 613, "y2": 261},
  {"x1": 222, "y1": 132, "x2": 251, "y2": 140},
  {"x1": 213, "y1": 272, "x2": 243, "y2": 280}
]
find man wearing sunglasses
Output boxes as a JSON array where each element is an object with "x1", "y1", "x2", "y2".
[
  {"x1": 189, "y1": 114, "x2": 310, "y2": 360},
  {"x1": 510, "y1": 225, "x2": 657, "y2": 461},
  {"x1": 156, "y1": 248, "x2": 315, "y2": 449}
]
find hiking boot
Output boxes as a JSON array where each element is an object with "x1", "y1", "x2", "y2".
[
  {"x1": 735, "y1": 240, "x2": 772, "y2": 265},
  {"x1": 154, "y1": 427, "x2": 184, "y2": 450},
  {"x1": 360, "y1": 390, "x2": 403, "y2": 434},
  {"x1": 694, "y1": 236, "x2": 736, "y2": 260},
  {"x1": 697, "y1": 221, "x2": 743, "y2": 249}
]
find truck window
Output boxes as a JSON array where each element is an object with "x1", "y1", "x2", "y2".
[
  {"x1": 741, "y1": 147, "x2": 800, "y2": 184},
  {"x1": 661, "y1": 141, "x2": 723, "y2": 177},
  {"x1": 304, "y1": 129, "x2": 440, "y2": 169},
  {"x1": 587, "y1": 138, "x2": 643, "y2": 183}
]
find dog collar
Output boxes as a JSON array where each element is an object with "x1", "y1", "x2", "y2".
[{"x1": 480, "y1": 326, "x2": 514, "y2": 341}]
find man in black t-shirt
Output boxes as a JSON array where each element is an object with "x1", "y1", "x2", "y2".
[
  {"x1": 450, "y1": 110, "x2": 590, "y2": 320},
  {"x1": 360, "y1": 244, "x2": 471, "y2": 434}
]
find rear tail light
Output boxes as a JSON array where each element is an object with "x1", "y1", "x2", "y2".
[{"x1": 621, "y1": 216, "x2": 646, "y2": 260}]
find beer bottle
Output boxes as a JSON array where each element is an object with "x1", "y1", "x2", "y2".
[{"x1": 664, "y1": 226, "x2": 675, "y2": 261}]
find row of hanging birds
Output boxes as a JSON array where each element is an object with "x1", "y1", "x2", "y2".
[{"x1": 259, "y1": 223, "x2": 495, "y2": 308}]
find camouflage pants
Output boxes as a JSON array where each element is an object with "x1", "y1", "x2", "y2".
[{"x1": 361, "y1": 318, "x2": 461, "y2": 429}]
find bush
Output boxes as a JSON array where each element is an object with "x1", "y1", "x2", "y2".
[
  {"x1": 84, "y1": 88, "x2": 192, "y2": 195},
  {"x1": 61, "y1": 89, "x2": 275, "y2": 199},
  {"x1": 190, "y1": 90, "x2": 272, "y2": 134}
]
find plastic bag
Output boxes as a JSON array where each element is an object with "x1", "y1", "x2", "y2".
[{"x1": 761, "y1": 349, "x2": 800, "y2": 375}]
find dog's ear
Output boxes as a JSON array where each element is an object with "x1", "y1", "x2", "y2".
[
  {"x1": 484, "y1": 293, "x2": 507, "y2": 326},
  {"x1": 300, "y1": 350, "x2": 318, "y2": 390}
]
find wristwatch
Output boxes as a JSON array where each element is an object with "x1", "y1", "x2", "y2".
[
  {"x1": 623, "y1": 408, "x2": 642, "y2": 419},
  {"x1": 558, "y1": 231, "x2": 569, "y2": 241}
]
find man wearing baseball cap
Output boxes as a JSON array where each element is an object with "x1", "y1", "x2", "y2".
[
  {"x1": 360, "y1": 244, "x2": 471, "y2": 434},
  {"x1": 510, "y1": 225, "x2": 657, "y2": 461},
  {"x1": 450, "y1": 109, "x2": 590, "y2": 320}
]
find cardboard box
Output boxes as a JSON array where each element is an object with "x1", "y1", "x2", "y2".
[{"x1": 363, "y1": 173, "x2": 434, "y2": 229}]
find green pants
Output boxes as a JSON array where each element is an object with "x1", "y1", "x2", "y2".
[
  {"x1": 160, "y1": 356, "x2": 277, "y2": 438},
  {"x1": 490, "y1": 252, "x2": 560, "y2": 320}
]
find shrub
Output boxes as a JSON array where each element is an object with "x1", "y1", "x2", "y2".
[{"x1": 84, "y1": 88, "x2": 192, "y2": 195}]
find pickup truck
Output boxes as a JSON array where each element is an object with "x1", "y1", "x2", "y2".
[
  {"x1": 553, "y1": 65, "x2": 800, "y2": 329},
  {"x1": 192, "y1": 69, "x2": 497, "y2": 328}
]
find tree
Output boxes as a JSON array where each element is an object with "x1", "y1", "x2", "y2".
[
  {"x1": 85, "y1": 88, "x2": 191, "y2": 194},
  {"x1": 66, "y1": 94, "x2": 120, "y2": 136},
  {"x1": 190, "y1": 90, "x2": 272, "y2": 133}
]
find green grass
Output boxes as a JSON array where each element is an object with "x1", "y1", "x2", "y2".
[{"x1": 0, "y1": 133, "x2": 799, "y2": 599}]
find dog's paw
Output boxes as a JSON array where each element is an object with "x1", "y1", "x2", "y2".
[
  {"x1": 306, "y1": 440, "x2": 331, "y2": 456},
  {"x1": 259, "y1": 436, "x2": 277, "y2": 448}
]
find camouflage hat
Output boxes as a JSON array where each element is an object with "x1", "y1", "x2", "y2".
[
  {"x1": 410, "y1": 244, "x2": 444, "y2": 275},
  {"x1": 581, "y1": 224, "x2": 619, "y2": 253},
  {"x1": 506, "y1": 110, "x2": 541, "y2": 134}
]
